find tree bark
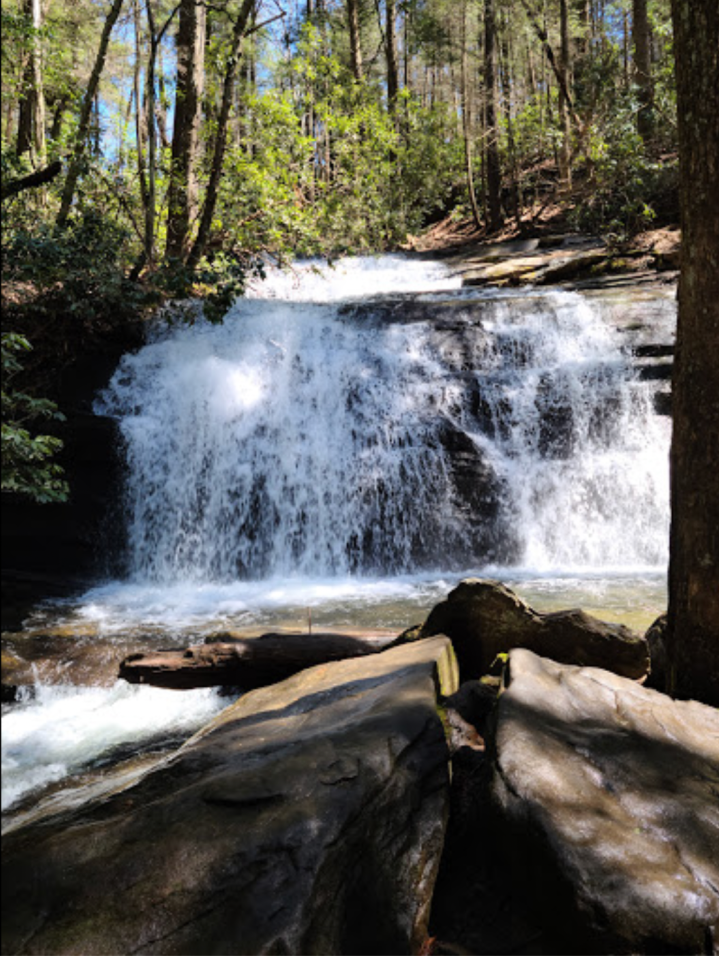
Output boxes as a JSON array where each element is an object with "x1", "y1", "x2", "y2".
[
  {"x1": 666, "y1": 0, "x2": 719, "y2": 706},
  {"x1": 461, "y1": 0, "x2": 482, "y2": 230},
  {"x1": 484, "y1": 0, "x2": 502, "y2": 231},
  {"x1": 1, "y1": 159, "x2": 62, "y2": 201},
  {"x1": 166, "y1": 0, "x2": 207, "y2": 261},
  {"x1": 346, "y1": 0, "x2": 364, "y2": 82},
  {"x1": 187, "y1": 0, "x2": 256, "y2": 272},
  {"x1": 632, "y1": 0, "x2": 654, "y2": 143},
  {"x1": 56, "y1": 0, "x2": 125, "y2": 227},
  {"x1": 385, "y1": 0, "x2": 399, "y2": 115},
  {"x1": 558, "y1": 0, "x2": 572, "y2": 187},
  {"x1": 133, "y1": 0, "x2": 149, "y2": 228},
  {"x1": 16, "y1": 0, "x2": 46, "y2": 161}
]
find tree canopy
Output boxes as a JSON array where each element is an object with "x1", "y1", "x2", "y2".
[{"x1": 1, "y1": 0, "x2": 680, "y2": 499}]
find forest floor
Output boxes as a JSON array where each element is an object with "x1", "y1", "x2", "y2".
[
  {"x1": 406, "y1": 205, "x2": 681, "y2": 292},
  {"x1": 408, "y1": 209, "x2": 681, "y2": 265}
]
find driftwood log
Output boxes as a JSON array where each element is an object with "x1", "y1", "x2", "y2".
[{"x1": 119, "y1": 631, "x2": 398, "y2": 690}]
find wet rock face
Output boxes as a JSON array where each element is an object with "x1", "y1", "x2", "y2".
[
  {"x1": 491, "y1": 649, "x2": 719, "y2": 955},
  {"x1": 420, "y1": 578, "x2": 649, "y2": 681},
  {"x1": 434, "y1": 420, "x2": 520, "y2": 567},
  {"x1": 1, "y1": 637, "x2": 458, "y2": 956}
]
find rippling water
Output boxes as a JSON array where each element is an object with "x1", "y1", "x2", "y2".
[{"x1": 2, "y1": 254, "x2": 673, "y2": 816}]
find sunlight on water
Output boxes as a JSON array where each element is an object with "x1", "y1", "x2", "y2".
[
  {"x1": 2, "y1": 255, "x2": 673, "y2": 815},
  {"x1": 245, "y1": 253, "x2": 464, "y2": 301},
  {"x1": 1, "y1": 682, "x2": 228, "y2": 812}
]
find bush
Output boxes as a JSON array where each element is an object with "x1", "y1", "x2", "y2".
[{"x1": 1, "y1": 332, "x2": 68, "y2": 504}]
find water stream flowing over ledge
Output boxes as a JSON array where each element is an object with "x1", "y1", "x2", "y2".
[{"x1": 2, "y1": 254, "x2": 675, "y2": 816}]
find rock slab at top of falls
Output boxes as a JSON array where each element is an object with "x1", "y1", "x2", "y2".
[
  {"x1": 1, "y1": 637, "x2": 458, "y2": 956},
  {"x1": 492, "y1": 648, "x2": 719, "y2": 955}
]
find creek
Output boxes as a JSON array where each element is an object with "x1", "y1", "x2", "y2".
[{"x1": 1, "y1": 254, "x2": 675, "y2": 820}]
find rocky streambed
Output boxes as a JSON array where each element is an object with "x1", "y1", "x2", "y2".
[{"x1": 2, "y1": 579, "x2": 718, "y2": 956}]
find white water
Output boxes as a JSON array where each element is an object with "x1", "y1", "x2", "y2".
[
  {"x1": 97, "y1": 258, "x2": 670, "y2": 583},
  {"x1": 1, "y1": 682, "x2": 228, "y2": 813},
  {"x1": 2, "y1": 255, "x2": 673, "y2": 814}
]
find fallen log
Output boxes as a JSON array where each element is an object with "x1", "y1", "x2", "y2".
[{"x1": 119, "y1": 631, "x2": 398, "y2": 690}]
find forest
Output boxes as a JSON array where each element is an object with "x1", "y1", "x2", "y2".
[
  {"x1": 1, "y1": 0, "x2": 680, "y2": 289},
  {"x1": 1, "y1": 0, "x2": 717, "y2": 692},
  {"x1": 1, "y1": 1, "x2": 719, "y2": 952},
  {"x1": 0, "y1": 0, "x2": 683, "y2": 495}
]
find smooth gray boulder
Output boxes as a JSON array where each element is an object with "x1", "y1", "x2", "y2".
[
  {"x1": 491, "y1": 648, "x2": 719, "y2": 954},
  {"x1": 1, "y1": 637, "x2": 458, "y2": 956},
  {"x1": 417, "y1": 578, "x2": 649, "y2": 680}
]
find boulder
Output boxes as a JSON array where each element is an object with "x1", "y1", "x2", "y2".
[
  {"x1": 491, "y1": 648, "x2": 719, "y2": 954},
  {"x1": 418, "y1": 578, "x2": 649, "y2": 681},
  {"x1": 644, "y1": 612, "x2": 668, "y2": 690},
  {"x1": 1, "y1": 636, "x2": 458, "y2": 956}
]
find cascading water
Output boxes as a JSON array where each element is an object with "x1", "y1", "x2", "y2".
[
  {"x1": 97, "y1": 261, "x2": 670, "y2": 583},
  {"x1": 2, "y1": 255, "x2": 674, "y2": 817}
]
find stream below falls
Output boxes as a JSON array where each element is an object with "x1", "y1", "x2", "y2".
[{"x1": 1, "y1": 254, "x2": 676, "y2": 821}]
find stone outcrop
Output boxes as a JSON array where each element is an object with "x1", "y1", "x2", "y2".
[
  {"x1": 415, "y1": 578, "x2": 650, "y2": 681},
  {"x1": 491, "y1": 648, "x2": 719, "y2": 954},
  {"x1": 644, "y1": 612, "x2": 668, "y2": 690},
  {"x1": 1, "y1": 637, "x2": 458, "y2": 956}
]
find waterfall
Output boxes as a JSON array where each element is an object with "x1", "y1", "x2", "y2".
[
  {"x1": 3, "y1": 257, "x2": 673, "y2": 816},
  {"x1": 97, "y1": 257, "x2": 671, "y2": 582}
]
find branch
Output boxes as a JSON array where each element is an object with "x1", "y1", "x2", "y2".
[
  {"x1": 2, "y1": 160, "x2": 63, "y2": 201},
  {"x1": 518, "y1": 0, "x2": 584, "y2": 132},
  {"x1": 245, "y1": 9, "x2": 284, "y2": 36}
]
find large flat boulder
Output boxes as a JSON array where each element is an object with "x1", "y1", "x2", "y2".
[
  {"x1": 491, "y1": 649, "x2": 719, "y2": 954},
  {"x1": 418, "y1": 578, "x2": 649, "y2": 680},
  {"x1": 1, "y1": 637, "x2": 458, "y2": 956}
]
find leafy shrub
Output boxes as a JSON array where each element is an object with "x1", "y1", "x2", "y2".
[{"x1": 1, "y1": 332, "x2": 68, "y2": 503}]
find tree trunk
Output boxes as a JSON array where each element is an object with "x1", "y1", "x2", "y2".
[
  {"x1": 461, "y1": 0, "x2": 482, "y2": 230},
  {"x1": 558, "y1": 0, "x2": 572, "y2": 187},
  {"x1": 573, "y1": 0, "x2": 590, "y2": 105},
  {"x1": 144, "y1": 10, "x2": 158, "y2": 266},
  {"x1": 133, "y1": 0, "x2": 149, "y2": 228},
  {"x1": 141, "y1": 2, "x2": 180, "y2": 266},
  {"x1": 16, "y1": 0, "x2": 46, "y2": 161},
  {"x1": 666, "y1": 0, "x2": 719, "y2": 706},
  {"x1": 56, "y1": 0, "x2": 125, "y2": 227},
  {"x1": 346, "y1": 0, "x2": 364, "y2": 82},
  {"x1": 484, "y1": 0, "x2": 502, "y2": 231},
  {"x1": 166, "y1": 0, "x2": 207, "y2": 261},
  {"x1": 385, "y1": 0, "x2": 399, "y2": 115},
  {"x1": 501, "y1": 29, "x2": 521, "y2": 222},
  {"x1": 187, "y1": 0, "x2": 256, "y2": 272},
  {"x1": 632, "y1": 0, "x2": 654, "y2": 143},
  {"x1": 119, "y1": 632, "x2": 396, "y2": 690}
]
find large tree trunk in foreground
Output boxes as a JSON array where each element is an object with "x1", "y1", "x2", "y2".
[
  {"x1": 666, "y1": 0, "x2": 719, "y2": 706},
  {"x1": 119, "y1": 632, "x2": 396, "y2": 689}
]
